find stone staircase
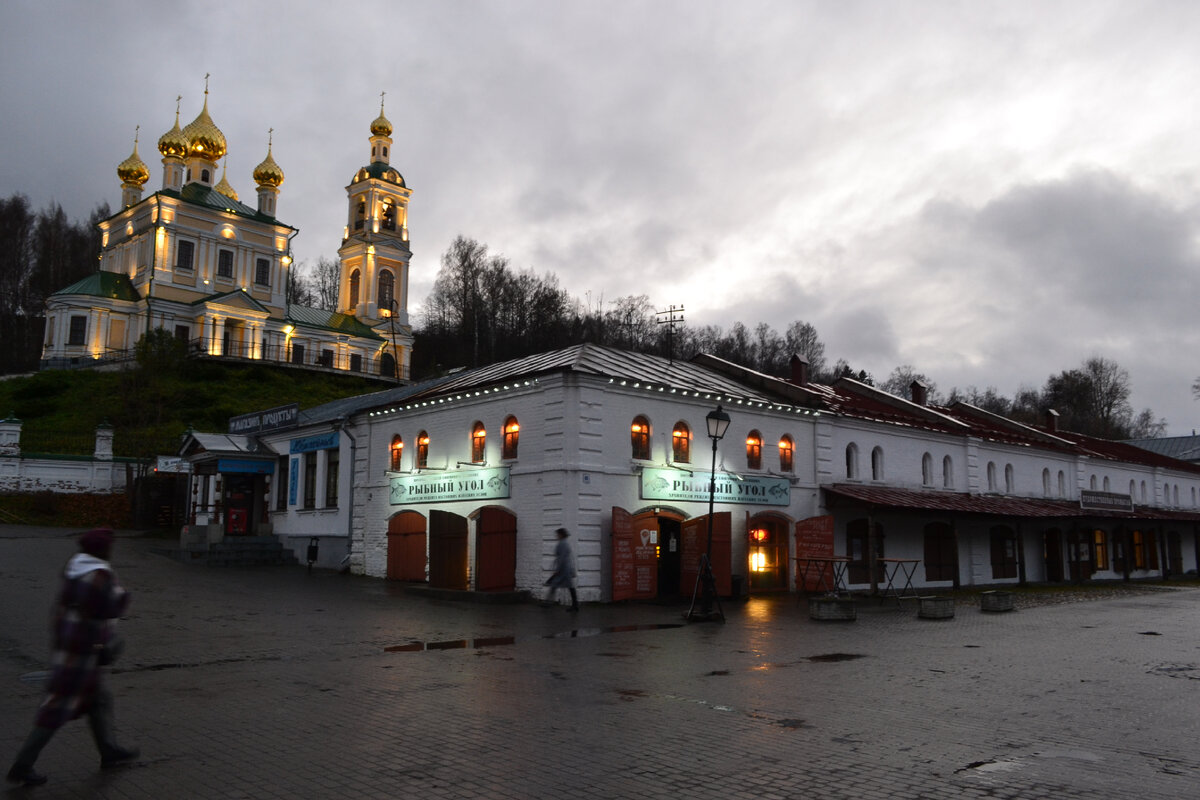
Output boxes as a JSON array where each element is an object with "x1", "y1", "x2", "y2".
[{"x1": 157, "y1": 536, "x2": 299, "y2": 567}]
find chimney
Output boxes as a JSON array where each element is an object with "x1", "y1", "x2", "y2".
[
  {"x1": 910, "y1": 380, "x2": 928, "y2": 406},
  {"x1": 1045, "y1": 408, "x2": 1059, "y2": 433},
  {"x1": 789, "y1": 354, "x2": 810, "y2": 385}
]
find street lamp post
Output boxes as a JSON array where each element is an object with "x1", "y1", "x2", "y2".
[{"x1": 687, "y1": 404, "x2": 731, "y2": 622}]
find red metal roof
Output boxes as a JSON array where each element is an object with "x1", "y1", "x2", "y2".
[{"x1": 823, "y1": 483, "x2": 1200, "y2": 522}]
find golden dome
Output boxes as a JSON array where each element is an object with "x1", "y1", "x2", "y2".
[
  {"x1": 158, "y1": 98, "x2": 188, "y2": 158},
  {"x1": 253, "y1": 132, "x2": 284, "y2": 188},
  {"x1": 117, "y1": 132, "x2": 150, "y2": 187},
  {"x1": 214, "y1": 162, "x2": 239, "y2": 201},
  {"x1": 370, "y1": 94, "x2": 392, "y2": 137},
  {"x1": 181, "y1": 92, "x2": 227, "y2": 162}
]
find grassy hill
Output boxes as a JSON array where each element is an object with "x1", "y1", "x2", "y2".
[{"x1": 0, "y1": 362, "x2": 391, "y2": 460}]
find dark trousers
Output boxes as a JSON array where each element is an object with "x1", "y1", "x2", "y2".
[{"x1": 11, "y1": 686, "x2": 119, "y2": 771}]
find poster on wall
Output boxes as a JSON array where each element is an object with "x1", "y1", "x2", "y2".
[
  {"x1": 679, "y1": 513, "x2": 732, "y2": 598},
  {"x1": 794, "y1": 515, "x2": 836, "y2": 592},
  {"x1": 612, "y1": 507, "x2": 657, "y2": 601}
]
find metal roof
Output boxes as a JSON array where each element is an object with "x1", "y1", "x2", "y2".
[
  {"x1": 52, "y1": 271, "x2": 141, "y2": 302},
  {"x1": 284, "y1": 306, "x2": 385, "y2": 339},
  {"x1": 823, "y1": 483, "x2": 1200, "y2": 522}
]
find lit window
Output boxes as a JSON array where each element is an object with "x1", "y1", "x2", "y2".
[
  {"x1": 1093, "y1": 530, "x2": 1108, "y2": 571},
  {"x1": 502, "y1": 417, "x2": 519, "y2": 459},
  {"x1": 175, "y1": 239, "x2": 194, "y2": 270},
  {"x1": 778, "y1": 435, "x2": 794, "y2": 472},
  {"x1": 382, "y1": 200, "x2": 396, "y2": 231},
  {"x1": 672, "y1": 422, "x2": 691, "y2": 463},
  {"x1": 1133, "y1": 530, "x2": 1146, "y2": 569},
  {"x1": 471, "y1": 422, "x2": 486, "y2": 463},
  {"x1": 746, "y1": 430, "x2": 762, "y2": 470},
  {"x1": 390, "y1": 435, "x2": 403, "y2": 471},
  {"x1": 416, "y1": 432, "x2": 429, "y2": 468},
  {"x1": 631, "y1": 416, "x2": 650, "y2": 460},
  {"x1": 355, "y1": 200, "x2": 366, "y2": 230}
]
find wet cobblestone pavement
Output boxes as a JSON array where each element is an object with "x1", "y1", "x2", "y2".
[{"x1": 2, "y1": 526, "x2": 1199, "y2": 799}]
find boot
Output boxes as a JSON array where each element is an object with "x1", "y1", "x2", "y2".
[
  {"x1": 88, "y1": 688, "x2": 139, "y2": 768},
  {"x1": 568, "y1": 588, "x2": 579, "y2": 612},
  {"x1": 7, "y1": 726, "x2": 54, "y2": 786}
]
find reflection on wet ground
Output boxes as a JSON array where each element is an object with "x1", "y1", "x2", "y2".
[{"x1": 385, "y1": 623, "x2": 685, "y2": 653}]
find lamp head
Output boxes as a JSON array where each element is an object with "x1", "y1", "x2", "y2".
[{"x1": 706, "y1": 404, "x2": 731, "y2": 440}]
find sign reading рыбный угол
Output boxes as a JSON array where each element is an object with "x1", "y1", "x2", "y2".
[
  {"x1": 390, "y1": 467, "x2": 511, "y2": 505},
  {"x1": 639, "y1": 467, "x2": 790, "y2": 506}
]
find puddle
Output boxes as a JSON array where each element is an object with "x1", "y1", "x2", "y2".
[
  {"x1": 806, "y1": 653, "x2": 865, "y2": 663},
  {"x1": 385, "y1": 623, "x2": 684, "y2": 653}
]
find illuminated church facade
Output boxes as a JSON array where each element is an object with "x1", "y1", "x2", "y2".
[{"x1": 41, "y1": 87, "x2": 414, "y2": 381}]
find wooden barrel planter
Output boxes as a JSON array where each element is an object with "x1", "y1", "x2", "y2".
[
  {"x1": 809, "y1": 597, "x2": 857, "y2": 621},
  {"x1": 917, "y1": 596, "x2": 955, "y2": 620},
  {"x1": 980, "y1": 590, "x2": 1014, "y2": 612}
]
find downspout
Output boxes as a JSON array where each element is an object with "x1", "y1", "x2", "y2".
[
  {"x1": 1015, "y1": 520, "x2": 1027, "y2": 586},
  {"x1": 336, "y1": 415, "x2": 357, "y2": 572}
]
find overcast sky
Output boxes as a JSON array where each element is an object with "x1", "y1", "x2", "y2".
[{"x1": 3, "y1": 1, "x2": 1200, "y2": 434}]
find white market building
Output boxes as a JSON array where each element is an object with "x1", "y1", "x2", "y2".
[{"x1": 184, "y1": 344, "x2": 1200, "y2": 600}]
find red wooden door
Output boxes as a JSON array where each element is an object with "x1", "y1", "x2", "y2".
[
  {"x1": 386, "y1": 511, "x2": 427, "y2": 581},
  {"x1": 612, "y1": 507, "x2": 659, "y2": 601},
  {"x1": 476, "y1": 507, "x2": 517, "y2": 592},
  {"x1": 680, "y1": 512, "x2": 731, "y2": 599},
  {"x1": 429, "y1": 510, "x2": 468, "y2": 590}
]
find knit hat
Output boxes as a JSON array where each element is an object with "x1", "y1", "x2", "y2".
[{"x1": 79, "y1": 528, "x2": 115, "y2": 560}]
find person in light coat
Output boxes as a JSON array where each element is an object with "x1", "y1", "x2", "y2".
[{"x1": 543, "y1": 527, "x2": 579, "y2": 611}]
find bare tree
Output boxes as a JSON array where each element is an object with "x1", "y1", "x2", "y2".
[
  {"x1": 312, "y1": 256, "x2": 340, "y2": 312},
  {"x1": 784, "y1": 321, "x2": 827, "y2": 379},
  {"x1": 880, "y1": 365, "x2": 942, "y2": 404}
]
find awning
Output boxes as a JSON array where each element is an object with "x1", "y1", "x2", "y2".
[{"x1": 822, "y1": 484, "x2": 1200, "y2": 523}]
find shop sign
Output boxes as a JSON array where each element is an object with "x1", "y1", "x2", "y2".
[
  {"x1": 155, "y1": 456, "x2": 191, "y2": 473},
  {"x1": 640, "y1": 467, "x2": 790, "y2": 506},
  {"x1": 229, "y1": 403, "x2": 299, "y2": 435},
  {"x1": 217, "y1": 458, "x2": 274, "y2": 474},
  {"x1": 290, "y1": 432, "x2": 339, "y2": 454},
  {"x1": 794, "y1": 515, "x2": 835, "y2": 559},
  {"x1": 1080, "y1": 490, "x2": 1133, "y2": 512},
  {"x1": 390, "y1": 467, "x2": 511, "y2": 505},
  {"x1": 288, "y1": 457, "x2": 299, "y2": 506}
]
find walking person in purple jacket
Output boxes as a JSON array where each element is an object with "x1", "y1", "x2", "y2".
[{"x1": 6, "y1": 528, "x2": 138, "y2": 787}]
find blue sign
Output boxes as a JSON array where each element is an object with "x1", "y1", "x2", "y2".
[
  {"x1": 288, "y1": 458, "x2": 299, "y2": 506},
  {"x1": 290, "y1": 432, "x2": 340, "y2": 454},
  {"x1": 217, "y1": 458, "x2": 274, "y2": 474}
]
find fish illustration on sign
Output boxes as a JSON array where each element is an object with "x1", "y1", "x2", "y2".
[
  {"x1": 769, "y1": 484, "x2": 788, "y2": 499},
  {"x1": 389, "y1": 482, "x2": 406, "y2": 503},
  {"x1": 647, "y1": 476, "x2": 670, "y2": 492},
  {"x1": 488, "y1": 475, "x2": 508, "y2": 490}
]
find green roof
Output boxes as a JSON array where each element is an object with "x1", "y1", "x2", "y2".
[
  {"x1": 285, "y1": 306, "x2": 385, "y2": 339},
  {"x1": 148, "y1": 186, "x2": 298, "y2": 230},
  {"x1": 52, "y1": 271, "x2": 141, "y2": 301},
  {"x1": 351, "y1": 161, "x2": 406, "y2": 188}
]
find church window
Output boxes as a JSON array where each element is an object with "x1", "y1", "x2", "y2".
[
  {"x1": 845, "y1": 443, "x2": 859, "y2": 480},
  {"x1": 390, "y1": 436, "x2": 403, "y2": 471},
  {"x1": 383, "y1": 146, "x2": 388, "y2": 158},
  {"x1": 255, "y1": 258, "x2": 270, "y2": 286},
  {"x1": 672, "y1": 422, "x2": 691, "y2": 463},
  {"x1": 217, "y1": 249, "x2": 234, "y2": 279},
  {"x1": 355, "y1": 200, "x2": 366, "y2": 230},
  {"x1": 921, "y1": 453, "x2": 933, "y2": 486},
  {"x1": 746, "y1": 430, "x2": 762, "y2": 470},
  {"x1": 349, "y1": 353, "x2": 362, "y2": 373},
  {"x1": 416, "y1": 432, "x2": 429, "y2": 468},
  {"x1": 382, "y1": 200, "x2": 396, "y2": 231},
  {"x1": 1005, "y1": 464, "x2": 1015, "y2": 493},
  {"x1": 779, "y1": 435, "x2": 794, "y2": 472},
  {"x1": 68, "y1": 315, "x2": 87, "y2": 346},
  {"x1": 471, "y1": 422, "x2": 486, "y2": 463},
  {"x1": 348, "y1": 269, "x2": 360, "y2": 312},
  {"x1": 175, "y1": 239, "x2": 195, "y2": 271},
  {"x1": 378, "y1": 269, "x2": 395, "y2": 312},
  {"x1": 631, "y1": 416, "x2": 650, "y2": 460},
  {"x1": 291, "y1": 343, "x2": 305, "y2": 365},
  {"x1": 942, "y1": 455, "x2": 954, "y2": 489},
  {"x1": 201, "y1": 168, "x2": 211, "y2": 183},
  {"x1": 502, "y1": 417, "x2": 519, "y2": 459}
]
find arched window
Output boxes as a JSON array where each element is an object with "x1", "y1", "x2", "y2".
[
  {"x1": 1140, "y1": 481, "x2": 1147, "y2": 503},
  {"x1": 355, "y1": 199, "x2": 366, "y2": 229},
  {"x1": 416, "y1": 431, "x2": 429, "y2": 469},
  {"x1": 378, "y1": 269, "x2": 395, "y2": 312},
  {"x1": 1058, "y1": 471, "x2": 1066, "y2": 498},
  {"x1": 631, "y1": 416, "x2": 650, "y2": 460},
  {"x1": 1130, "y1": 480, "x2": 1137, "y2": 499},
  {"x1": 846, "y1": 443, "x2": 859, "y2": 480},
  {"x1": 381, "y1": 199, "x2": 396, "y2": 231},
  {"x1": 672, "y1": 422, "x2": 691, "y2": 463},
  {"x1": 942, "y1": 455, "x2": 954, "y2": 489},
  {"x1": 1102, "y1": 476, "x2": 1111, "y2": 492},
  {"x1": 1089, "y1": 475, "x2": 1097, "y2": 490},
  {"x1": 1042, "y1": 469, "x2": 1051, "y2": 497},
  {"x1": 746, "y1": 430, "x2": 762, "y2": 470},
  {"x1": 987, "y1": 462, "x2": 997, "y2": 492},
  {"x1": 201, "y1": 168, "x2": 210, "y2": 183},
  {"x1": 1004, "y1": 464, "x2": 1014, "y2": 494},
  {"x1": 502, "y1": 416, "x2": 519, "y2": 459},
  {"x1": 389, "y1": 435, "x2": 403, "y2": 471},
  {"x1": 471, "y1": 422, "x2": 486, "y2": 463},
  {"x1": 922, "y1": 453, "x2": 934, "y2": 486},
  {"x1": 1174, "y1": 485, "x2": 1180, "y2": 506},
  {"x1": 778, "y1": 435, "x2": 794, "y2": 472},
  {"x1": 349, "y1": 269, "x2": 361, "y2": 312},
  {"x1": 871, "y1": 447, "x2": 884, "y2": 481}
]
